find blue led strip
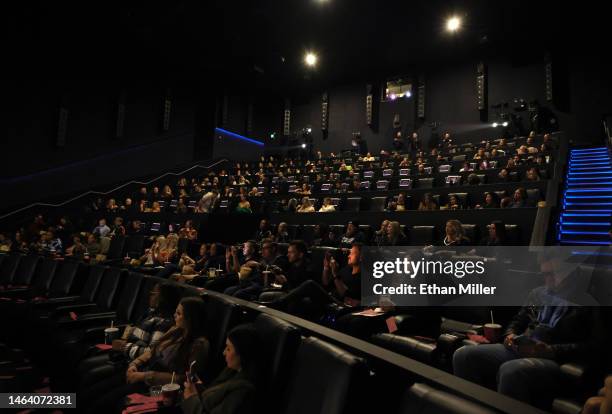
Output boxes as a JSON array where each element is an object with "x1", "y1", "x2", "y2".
[
  {"x1": 214, "y1": 128, "x2": 265, "y2": 146},
  {"x1": 562, "y1": 222, "x2": 611, "y2": 226}
]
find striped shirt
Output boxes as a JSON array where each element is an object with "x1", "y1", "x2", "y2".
[{"x1": 123, "y1": 308, "x2": 174, "y2": 360}]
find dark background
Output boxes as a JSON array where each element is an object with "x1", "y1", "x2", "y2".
[{"x1": 3, "y1": 0, "x2": 611, "y2": 210}]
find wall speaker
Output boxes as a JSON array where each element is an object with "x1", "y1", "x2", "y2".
[
  {"x1": 545, "y1": 54, "x2": 553, "y2": 102},
  {"x1": 222, "y1": 93, "x2": 229, "y2": 128},
  {"x1": 321, "y1": 92, "x2": 329, "y2": 131},
  {"x1": 162, "y1": 88, "x2": 172, "y2": 131},
  {"x1": 366, "y1": 84, "x2": 373, "y2": 125},
  {"x1": 246, "y1": 97, "x2": 254, "y2": 136},
  {"x1": 56, "y1": 106, "x2": 69, "y2": 148},
  {"x1": 417, "y1": 75, "x2": 426, "y2": 119},
  {"x1": 116, "y1": 91, "x2": 126, "y2": 138},
  {"x1": 283, "y1": 99, "x2": 291, "y2": 136},
  {"x1": 476, "y1": 62, "x2": 487, "y2": 111}
]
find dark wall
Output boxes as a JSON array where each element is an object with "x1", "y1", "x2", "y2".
[
  {"x1": 249, "y1": 57, "x2": 612, "y2": 155},
  {"x1": 2, "y1": 80, "x2": 199, "y2": 211}
]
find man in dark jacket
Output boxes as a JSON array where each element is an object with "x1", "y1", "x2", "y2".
[{"x1": 453, "y1": 253, "x2": 605, "y2": 409}]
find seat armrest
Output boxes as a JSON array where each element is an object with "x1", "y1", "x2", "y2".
[{"x1": 32, "y1": 296, "x2": 81, "y2": 309}]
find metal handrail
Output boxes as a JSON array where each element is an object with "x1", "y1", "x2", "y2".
[{"x1": 0, "y1": 158, "x2": 228, "y2": 221}]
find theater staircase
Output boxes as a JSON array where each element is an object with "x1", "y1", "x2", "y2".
[{"x1": 559, "y1": 146, "x2": 612, "y2": 245}]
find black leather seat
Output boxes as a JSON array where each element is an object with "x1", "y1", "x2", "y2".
[
  {"x1": 399, "y1": 382, "x2": 497, "y2": 414},
  {"x1": 104, "y1": 235, "x2": 126, "y2": 262},
  {"x1": 30, "y1": 264, "x2": 107, "y2": 322},
  {"x1": 526, "y1": 188, "x2": 542, "y2": 205},
  {"x1": 448, "y1": 192, "x2": 469, "y2": 208},
  {"x1": 50, "y1": 267, "x2": 124, "y2": 325},
  {"x1": 8, "y1": 255, "x2": 41, "y2": 288},
  {"x1": 505, "y1": 224, "x2": 520, "y2": 244},
  {"x1": 344, "y1": 197, "x2": 362, "y2": 212},
  {"x1": 300, "y1": 225, "x2": 316, "y2": 245},
  {"x1": 282, "y1": 336, "x2": 368, "y2": 414},
  {"x1": 203, "y1": 294, "x2": 243, "y2": 378},
  {"x1": 418, "y1": 178, "x2": 435, "y2": 188},
  {"x1": 411, "y1": 226, "x2": 436, "y2": 246},
  {"x1": 370, "y1": 196, "x2": 387, "y2": 212},
  {"x1": 461, "y1": 224, "x2": 478, "y2": 244},
  {"x1": 371, "y1": 333, "x2": 437, "y2": 364},
  {"x1": 0, "y1": 257, "x2": 59, "y2": 299},
  {"x1": 0, "y1": 253, "x2": 22, "y2": 287},
  {"x1": 125, "y1": 235, "x2": 146, "y2": 258},
  {"x1": 255, "y1": 314, "x2": 301, "y2": 414}
]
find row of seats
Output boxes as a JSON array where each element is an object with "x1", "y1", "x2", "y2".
[{"x1": 0, "y1": 252, "x2": 509, "y2": 414}]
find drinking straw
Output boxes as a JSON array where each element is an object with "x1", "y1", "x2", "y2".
[
  {"x1": 171, "y1": 372, "x2": 175, "y2": 385},
  {"x1": 490, "y1": 311, "x2": 494, "y2": 325}
]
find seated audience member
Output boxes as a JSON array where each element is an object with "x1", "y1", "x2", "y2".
[
  {"x1": 179, "y1": 219, "x2": 198, "y2": 241},
  {"x1": 109, "y1": 217, "x2": 126, "y2": 237},
  {"x1": 297, "y1": 197, "x2": 315, "y2": 213},
  {"x1": 453, "y1": 252, "x2": 605, "y2": 409},
  {"x1": 77, "y1": 283, "x2": 181, "y2": 394},
  {"x1": 498, "y1": 168, "x2": 510, "y2": 182},
  {"x1": 180, "y1": 244, "x2": 208, "y2": 273},
  {"x1": 65, "y1": 235, "x2": 86, "y2": 258},
  {"x1": 235, "y1": 194, "x2": 252, "y2": 214},
  {"x1": 182, "y1": 324, "x2": 258, "y2": 414},
  {"x1": 442, "y1": 219, "x2": 470, "y2": 246},
  {"x1": 198, "y1": 189, "x2": 219, "y2": 213},
  {"x1": 541, "y1": 133, "x2": 555, "y2": 152},
  {"x1": 225, "y1": 240, "x2": 288, "y2": 300},
  {"x1": 274, "y1": 222, "x2": 291, "y2": 243},
  {"x1": 0, "y1": 233, "x2": 12, "y2": 252},
  {"x1": 161, "y1": 185, "x2": 174, "y2": 199},
  {"x1": 360, "y1": 152, "x2": 375, "y2": 162},
  {"x1": 271, "y1": 243, "x2": 362, "y2": 313},
  {"x1": 137, "y1": 236, "x2": 166, "y2": 267},
  {"x1": 247, "y1": 187, "x2": 259, "y2": 197},
  {"x1": 203, "y1": 243, "x2": 225, "y2": 271},
  {"x1": 340, "y1": 221, "x2": 366, "y2": 248},
  {"x1": 148, "y1": 201, "x2": 162, "y2": 213},
  {"x1": 383, "y1": 221, "x2": 407, "y2": 246},
  {"x1": 137, "y1": 199, "x2": 147, "y2": 212},
  {"x1": 481, "y1": 220, "x2": 507, "y2": 246},
  {"x1": 87, "y1": 297, "x2": 210, "y2": 413},
  {"x1": 312, "y1": 223, "x2": 338, "y2": 247},
  {"x1": 127, "y1": 220, "x2": 144, "y2": 235},
  {"x1": 253, "y1": 219, "x2": 272, "y2": 241},
  {"x1": 418, "y1": 193, "x2": 438, "y2": 211},
  {"x1": 92, "y1": 218, "x2": 111, "y2": 238},
  {"x1": 467, "y1": 173, "x2": 481, "y2": 185},
  {"x1": 475, "y1": 192, "x2": 499, "y2": 209},
  {"x1": 319, "y1": 197, "x2": 336, "y2": 212},
  {"x1": 582, "y1": 376, "x2": 612, "y2": 414},
  {"x1": 175, "y1": 198, "x2": 188, "y2": 214},
  {"x1": 85, "y1": 233, "x2": 101, "y2": 257},
  {"x1": 296, "y1": 183, "x2": 312, "y2": 196},
  {"x1": 38, "y1": 230, "x2": 63, "y2": 254},
  {"x1": 226, "y1": 240, "x2": 259, "y2": 275},
  {"x1": 106, "y1": 198, "x2": 119, "y2": 212},
  {"x1": 443, "y1": 194, "x2": 461, "y2": 210},
  {"x1": 388, "y1": 193, "x2": 407, "y2": 212},
  {"x1": 459, "y1": 162, "x2": 473, "y2": 172},
  {"x1": 374, "y1": 220, "x2": 390, "y2": 245},
  {"x1": 526, "y1": 167, "x2": 541, "y2": 181},
  {"x1": 172, "y1": 264, "x2": 200, "y2": 283},
  {"x1": 270, "y1": 240, "x2": 315, "y2": 291},
  {"x1": 509, "y1": 187, "x2": 528, "y2": 208}
]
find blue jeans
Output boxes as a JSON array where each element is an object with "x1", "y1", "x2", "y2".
[{"x1": 453, "y1": 344, "x2": 561, "y2": 408}]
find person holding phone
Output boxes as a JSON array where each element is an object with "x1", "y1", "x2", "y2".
[
  {"x1": 182, "y1": 324, "x2": 257, "y2": 414},
  {"x1": 452, "y1": 252, "x2": 605, "y2": 409}
]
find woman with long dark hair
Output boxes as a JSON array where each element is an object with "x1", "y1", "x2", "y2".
[
  {"x1": 87, "y1": 297, "x2": 210, "y2": 413},
  {"x1": 182, "y1": 324, "x2": 258, "y2": 414},
  {"x1": 77, "y1": 282, "x2": 182, "y2": 392}
]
